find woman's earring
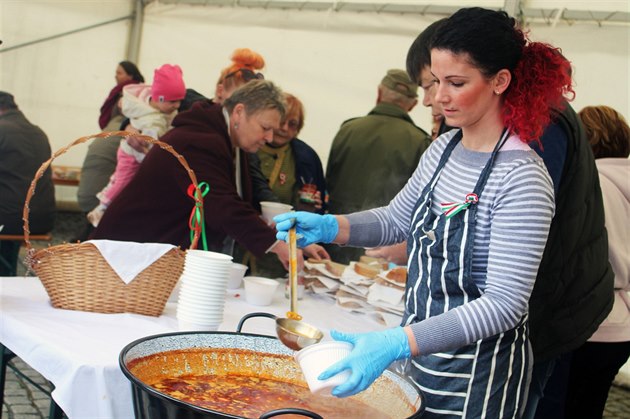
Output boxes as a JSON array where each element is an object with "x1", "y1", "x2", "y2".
[
  {"x1": 234, "y1": 123, "x2": 239, "y2": 130},
  {"x1": 495, "y1": 90, "x2": 501, "y2": 95}
]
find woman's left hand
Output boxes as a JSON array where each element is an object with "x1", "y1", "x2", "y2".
[{"x1": 318, "y1": 327, "x2": 411, "y2": 397}]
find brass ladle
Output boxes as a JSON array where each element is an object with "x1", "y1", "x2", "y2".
[{"x1": 275, "y1": 224, "x2": 323, "y2": 351}]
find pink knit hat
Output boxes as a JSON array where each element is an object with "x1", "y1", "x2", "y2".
[{"x1": 151, "y1": 64, "x2": 186, "y2": 102}]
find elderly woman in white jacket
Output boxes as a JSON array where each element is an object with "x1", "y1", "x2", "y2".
[{"x1": 565, "y1": 105, "x2": 630, "y2": 418}]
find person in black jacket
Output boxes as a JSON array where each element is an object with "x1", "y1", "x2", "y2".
[{"x1": 0, "y1": 92, "x2": 56, "y2": 275}]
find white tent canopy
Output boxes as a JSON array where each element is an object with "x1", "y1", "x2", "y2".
[{"x1": 1, "y1": 0, "x2": 628, "y2": 200}]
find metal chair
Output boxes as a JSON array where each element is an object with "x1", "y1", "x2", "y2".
[
  {"x1": 0, "y1": 233, "x2": 52, "y2": 276},
  {"x1": 0, "y1": 343, "x2": 64, "y2": 419}
]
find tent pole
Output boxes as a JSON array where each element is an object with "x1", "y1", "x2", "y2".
[
  {"x1": 0, "y1": 16, "x2": 131, "y2": 54},
  {"x1": 127, "y1": 0, "x2": 145, "y2": 63}
]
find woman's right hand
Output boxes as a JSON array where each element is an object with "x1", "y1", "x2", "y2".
[{"x1": 318, "y1": 328, "x2": 412, "y2": 397}]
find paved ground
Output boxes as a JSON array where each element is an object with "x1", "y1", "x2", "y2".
[
  {"x1": 3, "y1": 212, "x2": 630, "y2": 418},
  {"x1": 3, "y1": 356, "x2": 630, "y2": 418}
]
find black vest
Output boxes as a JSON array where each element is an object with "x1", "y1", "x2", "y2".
[{"x1": 528, "y1": 105, "x2": 614, "y2": 362}]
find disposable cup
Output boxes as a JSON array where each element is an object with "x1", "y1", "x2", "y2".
[
  {"x1": 184, "y1": 257, "x2": 232, "y2": 268},
  {"x1": 227, "y1": 263, "x2": 248, "y2": 289},
  {"x1": 298, "y1": 183, "x2": 318, "y2": 204},
  {"x1": 177, "y1": 305, "x2": 224, "y2": 320},
  {"x1": 243, "y1": 276, "x2": 279, "y2": 306},
  {"x1": 178, "y1": 283, "x2": 228, "y2": 296},
  {"x1": 177, "y1": 294, "x2": 226, "y2": 307},
  {"x1": 260, "y1": 202, "x2": 293, "y2": 224},
  {"x1": 183, "y1": 264, "x2": 231, "y2": 278},
  {"x1": 180, "y1": 272, "x2": 230, "y2": 285},
  {"x1": 294, "y1": 341, "x2": 353, "y2": 396},
  {"x1": 177, "y1": 318, "x2": 220, "y2": 332},
  {"x1": 176, "y1": 303, "x2": 224, "y2": 320},
  {"x1": 186, "y1": 249, "x2": 233, "y2": 262},
  {"x1": 183, "y1": 260, "x2": 231, "y2": 271}
]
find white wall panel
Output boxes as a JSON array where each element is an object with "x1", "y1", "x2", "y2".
[
  {"x1": 1, "y1": 1, "x2": 133, "y2": 166},
  {"x1": 139, "y1": 2, "x2": 629, "y2": 168},
  {"x1": 1, "y1": 1, "x2": 628, "y2": 196}
]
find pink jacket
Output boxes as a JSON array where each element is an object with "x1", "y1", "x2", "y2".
[
  {"x1": 589, "y1": 158, "x2": 630, "y2": 343},
  {"x1": 97, "y1": 142, "x2": 145, "y2": 206}
]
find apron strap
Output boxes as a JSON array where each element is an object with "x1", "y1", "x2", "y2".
[{"x1": 471, "y1": 128, "x2": 510, "y2": 196}]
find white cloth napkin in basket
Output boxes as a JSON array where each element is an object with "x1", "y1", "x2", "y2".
[{"x1": 86, "y1": 240, "x2": 177, "y2": 284}]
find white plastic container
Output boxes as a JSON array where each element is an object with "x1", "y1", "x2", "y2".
[
  {"x1": 243, "y1": 276, "x2": 279, "y2": 306},
  {"x1": 260, "y1": 201, "x2": 293, "y2": 224},
  {"x1": 227, "y1": 263, "x2": 248, "y2": 290},
  {"x1": 294, "y1": 341, "x2": 353, "y2": 396}
]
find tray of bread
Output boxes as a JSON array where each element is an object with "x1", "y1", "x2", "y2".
[{"x1": 303, "y1": 256, "x2": 407, "y2": 327}]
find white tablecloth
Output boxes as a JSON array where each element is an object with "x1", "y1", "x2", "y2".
[{"x1": 0, "y1": 276, "x2": 389, "y2": 419}]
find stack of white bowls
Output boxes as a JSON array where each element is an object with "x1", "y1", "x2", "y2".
[{"x1": 176, "y1": 249, "x2": 233, "y2": 331}]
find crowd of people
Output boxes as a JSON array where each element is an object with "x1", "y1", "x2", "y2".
[{"x1": 1, "y1": 6, "x2": 629, "y2": 418}]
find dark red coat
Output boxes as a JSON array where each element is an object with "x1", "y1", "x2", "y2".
[{"x1": 92, "y1": 101, "x2": 277, "y2": 256}]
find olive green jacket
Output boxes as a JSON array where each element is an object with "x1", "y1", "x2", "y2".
[{"x1": 325, "y1": 102, "x2": 430, "y2": 263}]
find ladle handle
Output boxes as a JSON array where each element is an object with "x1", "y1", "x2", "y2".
[
  {"x1": 289, "y1": 225, "x2": 298, "y2": 314},
  {"x1": 236, "y1": 312, "x2": 277, "y2": 334},
  {"x1": 259, "y1": 408, "x2": 323, "y2": 419}
]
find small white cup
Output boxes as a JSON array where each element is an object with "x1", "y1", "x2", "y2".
[
  {"x1": 227, "y1": 263, "x2": 248, "y2": 290},
  {"x1": 260, "y1": 201, "x2": 293, "y2": 224},
  {"x1": 295, "y1": 341, "x2": 353, "y2": 396},
  {"x1": 243, "y1": 276, "x2": 279, "y2": 306},
  {"x1": 177, "y1": 318, "x2": 220, "y2": 332}
]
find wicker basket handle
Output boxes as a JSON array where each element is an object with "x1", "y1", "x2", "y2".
[{"x1": 23, "y1": 130, "x2": 202, "y2": 251}]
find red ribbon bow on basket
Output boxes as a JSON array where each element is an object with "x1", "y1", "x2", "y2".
[{"x1": 188, "y1": 182, "x2": 210, "y2": 250}]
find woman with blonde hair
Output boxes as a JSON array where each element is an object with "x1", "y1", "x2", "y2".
[{"x1": 92, "y1": 80, "x2": 298, "y2": 271}]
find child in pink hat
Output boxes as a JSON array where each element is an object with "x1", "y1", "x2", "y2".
[{"x1": 88, "y1": 64, "x2": 186, "y2": 227}]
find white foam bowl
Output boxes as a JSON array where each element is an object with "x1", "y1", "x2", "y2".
[
  {"x1": 260, "y1": 201, "x2": 293, "y2": 224},
  {"x1": 243, "y1": 276, "x2": 279, "y2": 306},
  {"x1": 176, "y1": 305, "x2": 224, "y2": 320},
  {"x1": 227, "y1": 263, "x2": 248, "y2": 289},
  {"x1": 295, "y1": 341, "x2": 353, "y2": 396},
  {"x1": 186, "y1": 249, "x2": 234, "y2": 262},
  {"x1": 177, "y1": 293, "x2": 226, "y2": 306},
  {"x1": 177, "y1": 318, "x2": 220, "y2": 332},
  {"x1": 180, "y1": 273, "x2": 229, "y2": 286}
]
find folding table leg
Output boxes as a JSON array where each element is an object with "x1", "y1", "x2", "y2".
[{"x1": 0, "y1": 343, "x2": 17, "y2": 419}]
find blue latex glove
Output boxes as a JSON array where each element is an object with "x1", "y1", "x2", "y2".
[
  {"x1": 318, "y1": 327, "x2": 411, "y2": 397},
  {"x1": 274, "y1": 211, "x2": 338, "y2": 247}
]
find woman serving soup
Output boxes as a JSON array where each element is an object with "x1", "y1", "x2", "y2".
[
  {"x1": 276, "y1": 7, "x2": 573, "y2": 417},
  {"x1": 92, "y1": 80, "x2": 297, "y2": 270}
]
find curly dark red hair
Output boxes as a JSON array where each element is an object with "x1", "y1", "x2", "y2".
[
  {"x1": 503, "y1": 40, "x2": 574, "y2": 144},
  {"x1": 432, "y1": 7, "x2": 575, "y2": 144}
]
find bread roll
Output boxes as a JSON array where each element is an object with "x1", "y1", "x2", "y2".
[
  {"x1": 385, "y1": 267, "x2": 407, "y2": 285},
  {"x1": 353, "y1": 262, "x2": 381, "y2": 278},
  {"x1": 359, "y1": 255, "x2": 389, "y2": 270},
  {"x1": 324, "y1": 260, "x2": 347, "y2": 277}
]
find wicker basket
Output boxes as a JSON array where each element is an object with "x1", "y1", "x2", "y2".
[{"x1": 23, "y1": 131, "x2": 203, "y2": 317}]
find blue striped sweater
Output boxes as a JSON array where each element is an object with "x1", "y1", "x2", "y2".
[{"x1": 345, "y1": 129, "x2": 555, "y2": 355}]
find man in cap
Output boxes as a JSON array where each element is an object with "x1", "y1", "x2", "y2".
[{"x1": 325, "y1": 69, "x2": 431, "y2": 264}]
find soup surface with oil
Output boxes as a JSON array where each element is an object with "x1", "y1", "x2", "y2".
[{"x1": 152, "y1": 373, "x2": 388, "y2": 418}]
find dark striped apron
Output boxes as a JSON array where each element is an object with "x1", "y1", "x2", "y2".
[{"x1": 402, "y1": 130, "x2": 531, "y2": 418}]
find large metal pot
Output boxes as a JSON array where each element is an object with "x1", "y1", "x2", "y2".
[{"x1": 119, "y1": 331, "x2": 424, "y2": 418}]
